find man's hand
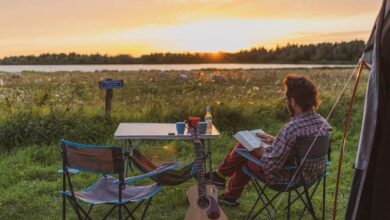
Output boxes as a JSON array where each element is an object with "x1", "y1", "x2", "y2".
[
  {"x1": 256, "y1": 132, "x2": 275, "y2": 145},
  {"x1": 255, "y1": 145, "x2": 265, "y2": 157}
]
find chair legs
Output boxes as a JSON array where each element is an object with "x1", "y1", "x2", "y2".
[
  {"x1": 63, "y1": 196, "x2": 153, "y2": 220},
  {"x1": 302, "y1": 184, "x2": 317, "y2": 219},
  {"x1": 287, "y1": 191, "x2": 291, "y2": 219},
  {"x1": 322, "y1": 177, "x2": 326, "y2": 220},
  {"x1": 247, "y1": 180, "x2": 276, "y2": 220},
  {"x1": 251, "y1": 191, "x2": 283, "y2": 220},
  {"x1": 65, "y1": 197, "x2": 84, "y2": 220},
  {"x1": 257, "y1": 194, "x2": 275, "y2": 219},
  {"x1": 103, "y1": 206, "x2": 117, "y2": 220},
  {"x1": 140, "y1": 198, "x2": 152, "y2": 220},
  {"x1": 62, "y1": 195, "x2": 66, "y2": 220},
  {"x1": 299, "y1": 179, "x2": 324, "y2": 220},
  {"x1": 248, "y1": 178, "x2": 325, "y2": 220},
  {"x1": 119, "y1": 204, "x2": 122, "y2": 220}
]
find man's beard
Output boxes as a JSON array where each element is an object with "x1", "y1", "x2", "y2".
[{"x1": 286, "y1": 101, "x2": 295, "y2": 117}]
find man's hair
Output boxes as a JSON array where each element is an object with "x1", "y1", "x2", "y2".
[{"x1": 283, "y1": 74, "x2": 320, "y2": 111}]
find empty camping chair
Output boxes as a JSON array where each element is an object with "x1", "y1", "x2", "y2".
[
  {"x1": 59, "y1": 140, "x2": 178, "y2": 220},
  {"x1": 236, "y1": 135, "x2": 331, "y2": 220}
]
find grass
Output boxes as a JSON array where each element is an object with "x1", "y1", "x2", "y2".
[{"x1": 0, "y1": 68, "x2": 368, "y2": 219}]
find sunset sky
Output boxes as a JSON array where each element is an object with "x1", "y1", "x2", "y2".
[{"x1": 0, "y1": 0, "x2": 383, "y2": 58}]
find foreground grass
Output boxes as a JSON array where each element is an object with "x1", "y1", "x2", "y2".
[
  {"x1": 0, "y1": 131, "x2": 361, "y2": 219},
  {"x1": 0, "y1": 68, "x2": 367, "y2": 219}
]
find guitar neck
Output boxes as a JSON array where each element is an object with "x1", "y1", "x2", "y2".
[{"x1": 191, "y1": 128, "x2": 207, "y2": 200}]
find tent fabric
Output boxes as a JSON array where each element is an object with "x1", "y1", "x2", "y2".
[
  {"x1": 128, "y1": 149, "x2": 195, "y2": 186},
  {"x1": 346, "y1": 0, "x2": 390, "y2": 219},
  {"x1": 354, "y1": 40, "x2": 379, "y2": 171},
  {"x1": 387, "y1": 0, "x2": 390, "y2": 17},
  {"x1": 362, "y1": 23, "x2": 376, "y2": 66}
]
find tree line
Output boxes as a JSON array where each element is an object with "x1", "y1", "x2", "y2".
[{"x1": 0, "y1": 40, "x2": 365, "y2": 65}]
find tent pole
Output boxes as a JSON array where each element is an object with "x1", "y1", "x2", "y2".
[
  {"x1": 362, "y1": 61, "x2": 371, "y2": 70},
  {"x1": 332, "y1": 61, "x2": 365, "y2": 220}
]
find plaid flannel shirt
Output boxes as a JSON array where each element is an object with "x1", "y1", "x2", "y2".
[{"x1": 260, "y1": 110, "x2": 331, "y2": 185}]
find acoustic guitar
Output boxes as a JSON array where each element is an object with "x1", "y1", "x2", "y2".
[{"x1": 185, "y1": 117, "x2": 227, "y2": 220}]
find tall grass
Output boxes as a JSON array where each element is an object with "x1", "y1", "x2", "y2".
[{"x1": 0, "y1": 68, "x2": 368, "y2": 219}]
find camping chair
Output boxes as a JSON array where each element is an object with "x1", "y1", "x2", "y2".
[
  {"x1": 59, "y1": 140, "x2": 179, "y2": 220},
  {"x1": 236, "y1": 135, "x2": 331, "y2": 220}
]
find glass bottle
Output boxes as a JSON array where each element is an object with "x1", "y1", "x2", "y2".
[{"x1": 205, "y1": 106, "x2": 213, "y2": 134}]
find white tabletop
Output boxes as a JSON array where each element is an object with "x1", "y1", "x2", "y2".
[{"x1": 114, "y1": 123, "x2": 220, "y2": 140}]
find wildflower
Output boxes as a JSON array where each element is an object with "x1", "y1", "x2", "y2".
[
  {"x1": 179, "y1": 73, "x2": 188, "y2": 81},
  {"x1": 163, "y1": 144, "x2": 176, "y2": 154},
  {"x1": 211, "y1": 74, "x2": 227, "y2": 83}
]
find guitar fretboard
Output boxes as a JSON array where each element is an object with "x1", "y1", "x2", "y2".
[{"x1": 190, "y1": 127, "x2": 207, "y2": 202}]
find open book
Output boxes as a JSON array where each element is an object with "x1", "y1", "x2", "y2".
[{"x1": 233, "y1": 129, "x2": 270, "y2": 151}]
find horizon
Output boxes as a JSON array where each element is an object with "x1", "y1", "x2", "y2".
[
  {"x1": 0, "y1": 0, "x2": 382, "y2": 58},
  {"x1": 0, "y1": 39, "x2": 365, "y2": 59}
]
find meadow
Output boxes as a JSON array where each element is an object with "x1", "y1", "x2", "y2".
[{"x1": 0, "y1": 67, "x2": 368, "y2": 219}]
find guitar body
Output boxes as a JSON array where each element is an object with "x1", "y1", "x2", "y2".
[{"x1": 185, "y1": 185, "x2": 227, "y2": 220}]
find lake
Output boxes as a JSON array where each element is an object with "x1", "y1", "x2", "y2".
[{"x1": 0, "y1": 64, "x2": 355, "y2": 73}]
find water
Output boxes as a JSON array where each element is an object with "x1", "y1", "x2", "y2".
[{"x1": 0, "y1": 64, "x2": 355, "y2": 73}]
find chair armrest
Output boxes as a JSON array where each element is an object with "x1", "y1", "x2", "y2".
[
  {"x1": 235, "y1": 149, "x2": 264, "y2": 166},
  {"x1": 282, "y1": 166, "x2": 297, "y2": 170},
  {"x1": 58, "y1": 168, "x2": 81, "y2": 175},
  {"x1": 115, "y1": 162, "x2": 179, "y2": 185},
  {"x1": 281, "y1": 160, "x2": 331, "y2": 171}
]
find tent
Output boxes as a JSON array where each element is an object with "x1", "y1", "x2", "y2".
[{"x1": 345, "y1": 0, "x2": 390, "y2": 219}]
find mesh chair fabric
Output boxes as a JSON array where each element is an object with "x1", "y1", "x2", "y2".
[
  {"x1": 62, "y1": 141, "x2": 123, "y2": 174},
  {"x1": 63, "y1": 176, "x2": 162, "y2": 205}
]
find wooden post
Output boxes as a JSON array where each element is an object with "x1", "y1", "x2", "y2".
[
  {"x1": 105, "y1": 87, "x2": 113, "y2": 118},
  {"x1": 99, "y1": 79, "x2": 124, "y2": 118}
]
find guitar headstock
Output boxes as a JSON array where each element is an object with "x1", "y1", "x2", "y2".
[
  {"x1": 186, "y1": 116, "x2": 200, "y2": 134},
  {"x1": 186, "y1": 116, "x2": 200, "y2": 127}
]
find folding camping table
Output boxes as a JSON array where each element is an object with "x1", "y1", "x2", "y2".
[{"x1": 114, "y1": 123, "x2": 220, "y2": 178}]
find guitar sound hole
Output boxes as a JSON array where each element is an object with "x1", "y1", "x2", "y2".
[{"x1": 198, "y1": 197, "x2": 210, "y2": 209}]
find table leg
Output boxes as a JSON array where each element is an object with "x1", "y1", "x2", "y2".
[
  {"x1": 206, "y1": 139, "x2": 213, "y2": 181},
  {"x1": 124, "y1": 140, "x2": 135, "y2": 177},
  {"x1": 201, "y1": 140, "x2": 207, "y2": 175}
]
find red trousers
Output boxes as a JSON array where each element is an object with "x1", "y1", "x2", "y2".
[{"x1": 218, "y1": 143, "x2": 267, "y2": 200}]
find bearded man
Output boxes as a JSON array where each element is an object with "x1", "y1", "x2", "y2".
[{"x1": 208, "y1": 74, "x2": 332, "y2": 206}]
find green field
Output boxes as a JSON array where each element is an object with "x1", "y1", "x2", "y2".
[{"x1": 0, "y1": 68, "x2": 368, "y2": 219}]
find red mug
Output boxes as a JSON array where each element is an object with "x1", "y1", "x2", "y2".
[{"x1": 186, "y1": 116, "x2": 200, "y2": 133}]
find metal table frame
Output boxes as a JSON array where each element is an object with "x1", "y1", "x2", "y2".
[{"x1": 114, "y1": 123, "x2": 220, "y2": 179}]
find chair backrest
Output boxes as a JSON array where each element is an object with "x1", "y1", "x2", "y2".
[
  {"x1": 61, "y1": 140, "x2": 124, "y2": 175},
  {"x1": 294, "y1": 136, "x2": 331, "y2": 162}
]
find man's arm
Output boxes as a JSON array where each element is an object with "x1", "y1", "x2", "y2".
[
  {"x1": 254, "y1": 145, "x2": 266, "y2": 156},
  {"x1": 260, "y1": 125, "x2": 296, "y2": 173}
]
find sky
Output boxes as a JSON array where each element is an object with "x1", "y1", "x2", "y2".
[{"x1": 0, "y1": 0, "x2": 383, "y2": 58}]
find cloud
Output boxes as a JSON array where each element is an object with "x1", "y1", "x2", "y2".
[{"x1": 0, "y1": 0, "x2": 381, "y2": 57}]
